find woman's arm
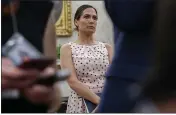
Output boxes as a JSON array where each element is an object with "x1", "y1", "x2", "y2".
[
  {"x1": 105, "y1": 43, "x2": 113, "y2": 64},
  {"x1": 60, "y1": 44, "x2": 100, "y2": 104}
]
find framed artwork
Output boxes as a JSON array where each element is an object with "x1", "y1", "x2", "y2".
[{"x1": 54, "y1": 0, "x2": 72, "y2": 37}]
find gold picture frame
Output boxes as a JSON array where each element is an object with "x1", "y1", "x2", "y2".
[{"x1": 55, "y1": 1, "x2": 72, "y2": 37}]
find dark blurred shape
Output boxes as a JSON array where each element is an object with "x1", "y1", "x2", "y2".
[
  {"x1": 1, "y1": 0, "x2": 53, "y2": 113},
  {"x1": 134, "y1": 0, "x2": 176, "y2": 113},
  {"x1": 98, "y1": 0, "x2": 156, "y2": 113},
  {"x1": 2, "y1": 1, "x2": 53, "y2": 53},
  {"x1": 143, "y1": 0, "x2": 176, "y2": 103}
]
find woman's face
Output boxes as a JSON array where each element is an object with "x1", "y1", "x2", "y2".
[{"x1": 75, "y1": 8, "x2": 98, "y2": 34}]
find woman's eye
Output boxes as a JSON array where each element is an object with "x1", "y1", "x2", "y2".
[
  {"x1": 93, "y1": 16, "x2": 98, "y2": 20},
  {"x1": 84, "y1": 15, "x2": 90, "y2": 19}
]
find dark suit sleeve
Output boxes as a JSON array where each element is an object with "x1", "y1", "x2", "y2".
[
  {"x1": 97, "y1": 0, "x2": 155, "y2": 113},
  {"x1": 104, "y1": 0, "x2": 155, "y2": 33},
  {"x1": 97, "y1": 77, "x2": 140, "y2": 113}
]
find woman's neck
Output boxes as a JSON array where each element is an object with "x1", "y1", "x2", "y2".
[{"x1": 77, "y1": 32, "x2": 95, "y2": 45}]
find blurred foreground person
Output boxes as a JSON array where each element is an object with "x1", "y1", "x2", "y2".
[
  {"x1": 2, "y1": 0, "x2": 62, "y2": 113},
  {"x1": 98, "y1": 0, "x2": 176, "y2": 113},
  {"x1": 98, "y1": 0, "x2": 156, "y2": 113},
  {"x1": 134, "y1": 0, "x2": 176, "y2": 113}
]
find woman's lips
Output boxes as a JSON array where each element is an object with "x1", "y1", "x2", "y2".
[{"x1": 87, "y1": 26, "x2": 95, "y2": 29}]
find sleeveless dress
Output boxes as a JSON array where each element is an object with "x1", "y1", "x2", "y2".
[{"x1": 66, "y1": 41, "x2": 110, "y2": 113}]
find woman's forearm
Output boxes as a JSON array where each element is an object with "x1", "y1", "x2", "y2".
[{"x1": 69, "y1": 81, "x2": 100, "y2": 104}]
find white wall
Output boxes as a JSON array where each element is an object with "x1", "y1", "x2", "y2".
[{"x1": 57, "y1": 1, "x2": 114, "y2": 98}]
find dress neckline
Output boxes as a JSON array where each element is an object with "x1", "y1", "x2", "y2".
[{"x1": 73, "y1": 41, "x2": 100, "y2": 46}]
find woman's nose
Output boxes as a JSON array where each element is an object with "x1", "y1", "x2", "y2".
[{"x1": 89, "y1": 18, "x2": 95, "y2": 23}]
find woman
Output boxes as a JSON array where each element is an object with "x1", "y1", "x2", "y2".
[{"x1": 60, "y1": 5, "x2": 113, "y2": 113}]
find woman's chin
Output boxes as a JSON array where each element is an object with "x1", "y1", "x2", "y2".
[{"x1": 85, "y1": 30, "x2": 96, "y2": 34}]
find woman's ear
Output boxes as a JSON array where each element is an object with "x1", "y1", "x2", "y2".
[{"x1": 74, "y1": 19, "x2": 78, "y2": 27}]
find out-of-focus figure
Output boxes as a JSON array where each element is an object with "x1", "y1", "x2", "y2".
[
  {"x1": 98, "y1": 0, "x2": 176, "y2": 113},
  {"x1": 134, "y1": 0, "x2": 176, "y2": 113},
  {"x1": 98, "y1": 0, "x2": 156, "y2": 113},
  {"x1": 2, "y1": 0, "x2": 62, "y2": 113}
]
